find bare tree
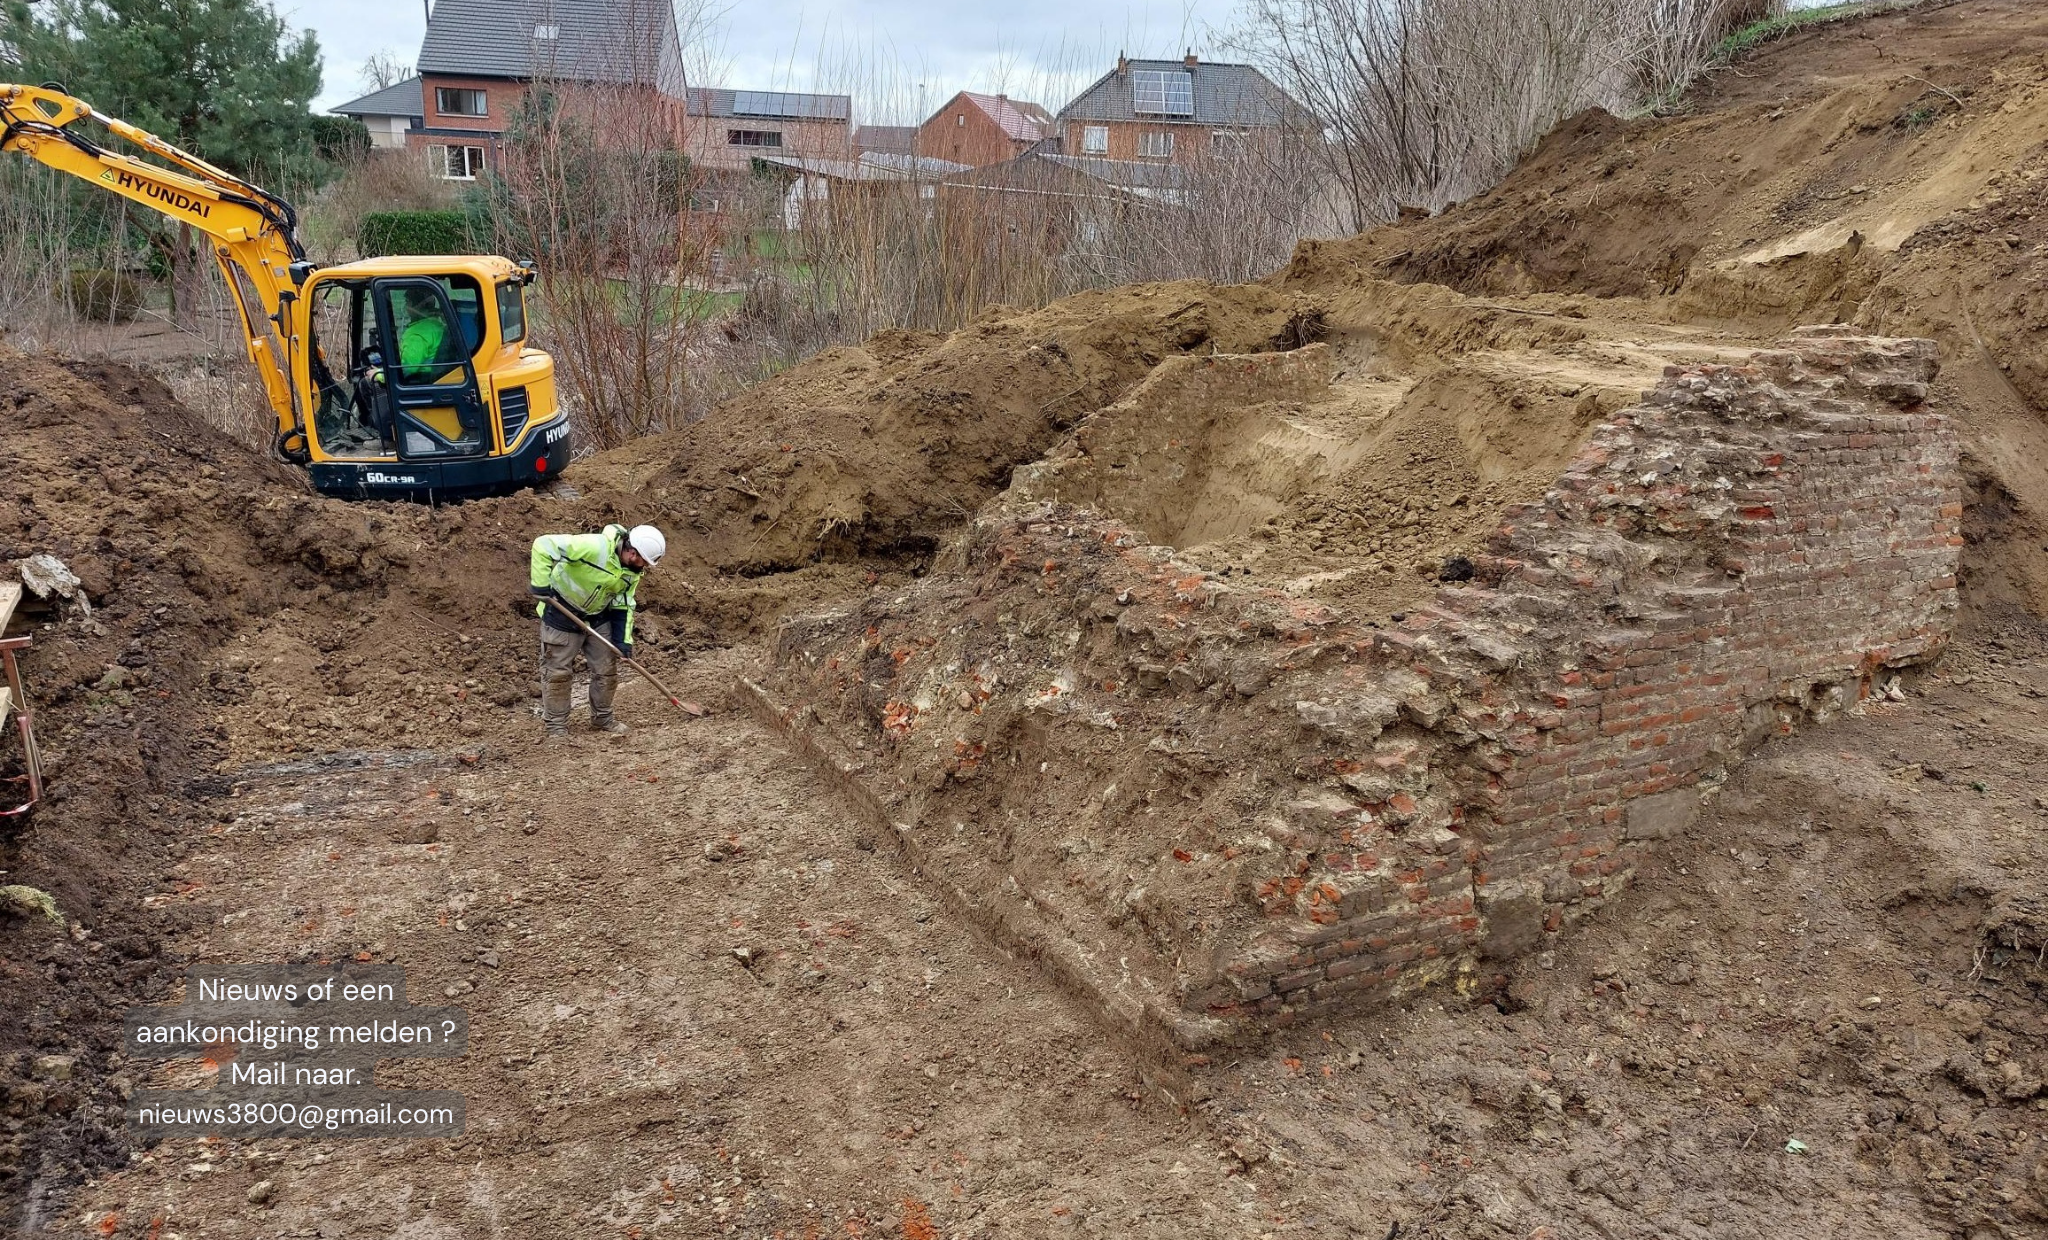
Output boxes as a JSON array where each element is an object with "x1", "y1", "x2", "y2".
[
  {"x1": 484, "y1": 0, "x2": 720, "y2": 446},
  {"x1": 1107, "y1": 132, "x2": 1341, "y2": 286},
  {"x1": 1232, "y1": 0, "x2": 1785, "y2": 231},
  {"x1": 1631, "y1": 0, "x2": 1781, "y2": 106},
  {"x1": 358, "y1": 50, "x2": 413, "y2": 91}
]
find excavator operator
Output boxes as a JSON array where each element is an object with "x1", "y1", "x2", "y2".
[
  {"x1": 395, "y1": 287, "x2": 451, "y2": 380},
  {"x1": 369, "y1": 287, "x2": 454, "y2": 387},
  {"x1": 529, "y1": 523, "x2": 667, "y2": 740}
]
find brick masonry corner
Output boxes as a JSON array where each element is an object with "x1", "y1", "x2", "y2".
[{"x1": 760, "y1": 328, "x2": 1960, "y2": 1046}]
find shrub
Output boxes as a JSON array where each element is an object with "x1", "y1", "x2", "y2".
[
  {"x1": 311, "y1": 115, "x2": 372, "y2": 164},
  {"x1": 358, "y1": 210, "x2": 475, "y2": 256},
  {"x1": 298, "y1": 151, "x2": 456, "y2": 263},
  {"x1": 64, "y1": 268, "x2": 144, "y2": 321}
]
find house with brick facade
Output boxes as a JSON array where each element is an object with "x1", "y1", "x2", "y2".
[
  {"x1": 913, "y1": 91, "x2": 1052, "y2": 168},
  {"x1": 1052, "y1": 54, "x2": 1310, "y2": 165},
  {"x1": 853, "y1": 124, "x2": 918, "y2": 157},
  {"x1": 680, "y1": 88, "x2": 853, "y2": 173},
  {"x1": 407, "y1": 0, "x2": 687, "y2": 180}
]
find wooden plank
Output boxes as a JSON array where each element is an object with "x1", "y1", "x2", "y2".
[
  {"x1": 0, "y1": 686, "x2": 11, "y2": 727},
  {"x1": 0, "y1": 581, "x2": 18, "y2": 633}
]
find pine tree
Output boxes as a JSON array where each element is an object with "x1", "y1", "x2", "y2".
[{"x1": 2, "y1": 0, "x2": 322, "y2": 324}]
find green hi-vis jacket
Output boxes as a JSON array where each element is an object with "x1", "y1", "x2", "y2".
[{"x1": 529, "y1": 525, "x2": 642, "y2": 646}]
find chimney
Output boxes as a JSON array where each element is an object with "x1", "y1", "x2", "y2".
[
  {"x1": 1184, "y1": 50, "x2": 1198, "y2": 68},
  {"x1": 1116, "y1": 52, "x2": 1128, "y2": 77}
]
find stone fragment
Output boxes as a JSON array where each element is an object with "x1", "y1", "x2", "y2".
[
  {"x1": 1625, "y1": 788, "x2": 1698, "y2": 842},
  {"x1": 31, "y1": 1054, "x2": 74, "y2": 1081},
  {"x1": 1476, "y1": 879, "x2": 1546, "y2": 960}
]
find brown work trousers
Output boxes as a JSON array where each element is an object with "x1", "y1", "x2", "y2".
[{"x1": 539, "y1": 624, "x2": 618, "y2": 731}]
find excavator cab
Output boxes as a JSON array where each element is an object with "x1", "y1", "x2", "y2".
[
  {"x1": 309, "y1": 276, "x2": 489, "y2": 462},
  {"x1": 294, "y1": 259, "x2": 561, "y2": 497},
  {"x1": 1, "y1": 83, "x2": 571, "y2": 501}
]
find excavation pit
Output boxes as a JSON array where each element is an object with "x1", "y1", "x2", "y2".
[{"x1": 1005, "y1": 341, "x2": 1646, "y2": 618}]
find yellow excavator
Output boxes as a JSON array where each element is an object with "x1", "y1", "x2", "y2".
[{"x1": 1, "y1": 83, "x2": 570, "y2": 499}]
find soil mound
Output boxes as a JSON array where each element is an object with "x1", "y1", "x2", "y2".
[
  {"x1": 0, "y1": 350, "x2": 295, "y2": 1206},
  {"x1": 573, "y1": 281, "x2": 1321, "y2": 576},
  {"x1": 1287, "y1": 0, "x2": 2048, "y2": 310},
  {"x1": 1276, "y1": 0, "x2": 2048, "y2": 612},
  {"x1": 1009, "y1": 342, "x2": 1629, "y2": 615}
]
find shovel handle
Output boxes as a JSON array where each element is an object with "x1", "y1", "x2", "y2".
[{"x1": 548, "y1": 604, "x2": 704, "y2": 716}]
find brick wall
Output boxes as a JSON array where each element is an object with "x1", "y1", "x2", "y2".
[
  {"x1": 756, "y1": 328, "x2": 1959, "y2": 1046},
  {"x1": 414, "y1": 74, "x2": 516, "y2": 135},
  {"x1": 917, "y1": 96, "x2": 1031, "y2": 168},
  {"x1": 1060, "y1": 119, "x2": 1283, "y2": 165},
  {"x1": 682, "y1": 115, "x2": 853, "y2": 172}
]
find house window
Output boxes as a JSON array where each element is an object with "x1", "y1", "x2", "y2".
[
  {"x1": 1081, "y1": 125, "x2": 1108, "y2": 155},
  {"x1": 1139, "y1": 130, "x2": 1174, "y2": 159},
  {"x1": 532, "y1": 23, "x2": 558, "y2": 38},
  {"x1": 433, "y1": 145, "x2": 485, "y2": 179},
  {"x1": 1132, "y1": 69, "x2": 1194, "y2": 117},
  {"x1": 435, "y1": 87, "x2": 487, "y2": 117},
  {"x1": 957, "y1": 114, "x2": 965, "y2": 127},
  {"x1": 728, "y1": 129, "x2": 783, "y2": 147},
  {"x1": 1211, "y1": 128, "x2": 1247, "y2": 151}
]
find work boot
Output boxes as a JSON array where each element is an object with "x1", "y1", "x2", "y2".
[
  {"x1": 543, "y1": 721, "x2": 569, "y2": 743},
  {"x1": 591, "y1": 716, "x2": 630, "y2": 736}
]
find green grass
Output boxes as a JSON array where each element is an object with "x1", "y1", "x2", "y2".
[
  {"x1": 749, "y1": 229, "x2": 797, "y2": 260},
  {"x1": 600, "y1": 280, "x2": 741, "y2": 326},
  {"x1": 1710, "y1": 1, "x2": 1914, "y2": 65},
  {"x1": 680, "y1": 288, "x2": 743, "y2": 321}
]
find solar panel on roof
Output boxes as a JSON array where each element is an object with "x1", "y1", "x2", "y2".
[
  {"x1": 1132, "y1": 70, "x2": 1194, "y2": 117},
  {"x1": 732, "y1": 90, "x2": 847, "y2": 120}
]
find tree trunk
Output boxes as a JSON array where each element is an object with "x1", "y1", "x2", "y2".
[{"x1": 171, "y1": 222, "x2": 201, "y2": 331}]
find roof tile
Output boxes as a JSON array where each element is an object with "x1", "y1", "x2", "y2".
[
  {"x1": 416, "y1": 0, "x2": 686, "y2": 95},
  {"x1": 332, "y1": 77, "x2": 423, "y2": 119},
  {"x1": 1055, "y1": 60, "x2": 1306, "y2": 127}
]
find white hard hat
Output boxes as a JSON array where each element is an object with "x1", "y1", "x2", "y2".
[{"x1": 627, "y1": 524, "x2": 666, "y2": 566}]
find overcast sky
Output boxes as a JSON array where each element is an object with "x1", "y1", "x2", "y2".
[{"x1": 297, "y1": 0, "x2": 1243, "y2": 120}]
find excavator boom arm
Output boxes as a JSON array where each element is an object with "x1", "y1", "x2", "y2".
[{"x1": 1, "y1": 83, "x2": 308, "y2": 444}]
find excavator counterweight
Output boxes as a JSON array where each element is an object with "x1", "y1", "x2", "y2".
[{"x1": 1, "y1": 83, "x2": 570, "y2": 499}]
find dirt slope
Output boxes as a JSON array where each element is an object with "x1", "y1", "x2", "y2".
[
  {"x1": 1286, "y1": 0, "x2": 2048, "y2": 611},
  {"x1": 0, "y1": 353, "x2": 298, "y2": 1215}
]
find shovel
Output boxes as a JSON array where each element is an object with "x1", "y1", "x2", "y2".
[{"x1": 550, "y1": 604, "x2": 707, "y2": 718}]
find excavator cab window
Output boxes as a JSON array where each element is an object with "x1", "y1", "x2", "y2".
[
  {"x1": 308, "y1": 280, "x2": 388, "y2": 459},
  {"x1": 370, "y1": 278, "x2": 487, "y2": 460},
  {"x1": 497, "y1": 280, "x2": 526, "y2": 344},
  {"x1": 425, "y1": 274, "x2": 489, "y2": 358}
]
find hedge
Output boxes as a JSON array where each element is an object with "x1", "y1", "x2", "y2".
[
  {"x1": 359, "y1": 210, "x2": 478, "y2": 257},
  {"x1": 65, "y1": 269, "x2": 145, "y2": 322}
]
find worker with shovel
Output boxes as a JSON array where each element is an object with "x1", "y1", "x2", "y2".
[{"x1": 529, "y1": 523, "x2": 665, "y2": 739}]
